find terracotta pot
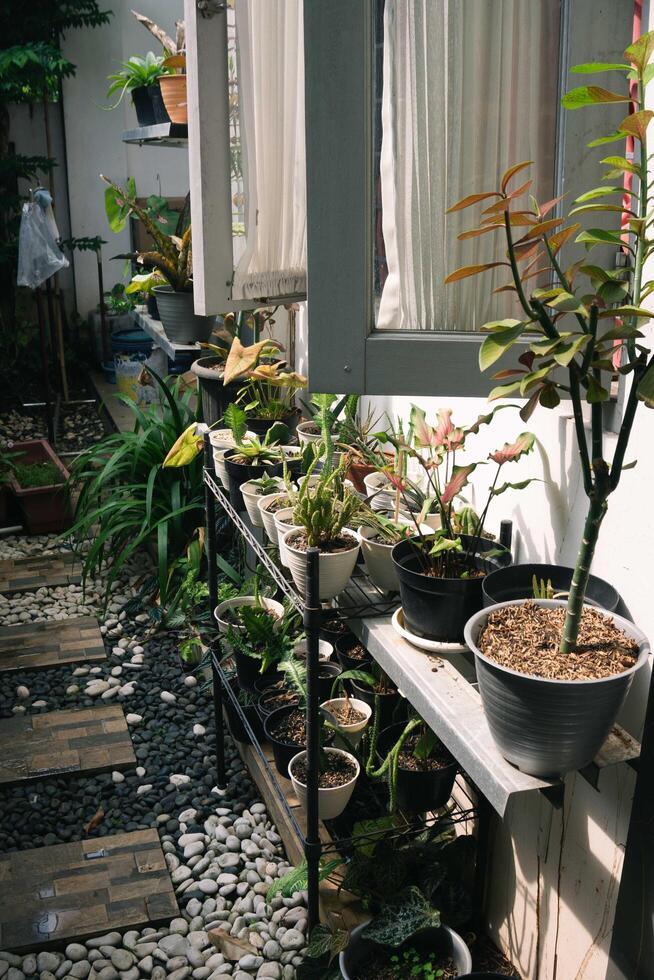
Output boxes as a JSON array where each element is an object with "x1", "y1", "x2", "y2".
[
  {"x1": 9, "y1": 440, "x2": 72, "y2": 534},
  {"x1": 159, "y1": 75, "x2": 187, "y2": 124}
]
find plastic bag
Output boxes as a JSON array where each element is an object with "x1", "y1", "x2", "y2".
[{"x1": 16, "y1": 190, "x2": 69, "y2": 289}]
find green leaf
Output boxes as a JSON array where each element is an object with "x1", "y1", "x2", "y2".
[
  {"x1": 547, "y1": 291, "x2": 586, "y2": 313},
  {"x1": 362, "y1": 887, "x2": 441, "y2": 948},
  {"x1": 597, "y1": 279, "x2": 629, "y2": 304},
  {"x1": 586, "y1": 376, "x2": 610, "y2": 403},
  {"x1": 625, "y1": 31, "x2": 654, "y2": 72},
  {"x1": 553, "y1": 334, "x2": 590, "y2": 367},
  {"x1": 570, "y1": 62, "x2": 630, "y2": 74},
  {"x1": 575, "y1": 186, "x2": 630, "y2": 204},
  {"x1": 598, "y1": 305, "x2": 652, "y2": 319},
  {"x1": 576, "y1": 228, "x2": 623, "y2": 250},
  {"x1": 480, "y1": 317, "x2": 526, "y2": 333},
  {"x1": 600, "y1": 155, "x2": 641, "y2": 176},
  {"x1": 539, "y1": 384, "x2": 561, "y2": 409},
  {"x1": 479, "y1": 323, "x2": 527, "y2": 371},
  {"x1": 588, "y1": 131, "x2": 628, "y2": 148},
  {"x1": 488, "y1": 381, "x2": 522, "y2": 401},
  {"x1": 561, "y1": 86, "x2": 631, "y2": 109},
  {"x1": 520, "y1": 366, "x2": 553, "y2": 395},
  {"x1": 491, "y1": 478, "x2": 540, "y2": 496},
  {"x1": 600, "y1": 325, "x2": 644, "y2": 340},
  {"x1": 223, "y1": 403, "x2": 248, "y2": 444},
  {"x1": 637, "y1": 363, "x2": 654, "y2": 407}
]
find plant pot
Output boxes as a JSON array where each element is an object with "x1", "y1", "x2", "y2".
[
  {"x1": 281, "y1": 446, "x2": 303, "y2": 478},
  {"x1": 363, "y1": 471, "x2": 397, "y2": 512},
  {"x1": 154, "y1": 286, "x2": 214, "y2": 344},
  {"x1": 258, "y1": 493, "x2": 292, "y2": 544},
  {"x1": 146, "y1": 293, "x2": 160, "y2": 320},
  {"x1": 482, "y1": 562, "x2": 621, "y2": 613},
  {"x1": 159, "y1": 74, "x2": 187, "y2": 124},
  {"x1": 274, "y1": 508, "x2": 301, "y2": 567},
  {"x1": 214, "y1": 596, "x2": 285, "y2": 634},
  {"x1": 289, "y1": 748, "x2": 360, "y2": 820},
  {"x1": 223, "y1": 677, "x2": 265, "y2": 744},
  {"x1": 293, "y1": 637, "x2": 334, "y2": 662},
  {"x1": 377, "y1": 722, "x2": 457, "y2": 813},
  {"x1": 254, "y1": 674, "x2": 299, "y2": 719},
  {"x1": 283, "y1": 528, "x2": 360, "y2": 601},
  {"x1": 247, "y1": 408, "x2": 300, "y2": 442},
  {"x1": 357, "y1": 523, "x2": 431, "y2": 593},
  {"x1": 321, "y1": 697, "x2": 372, "y2": 748},
  {"x1": 209, "y1": 428, "x2": 253, "y2": 488},
  {"x1": 296, "y1": 420, "x2": 325, "y2": 447},
  {"x1": 340, "y1": 923, "x2": 472, "y2": 980},
  {"x1": 233, "y1": 650, "x2": 276, "y2": 691},
  {"x1": 351, "y1": 678, "x2": 406, "y2": 730},
  {"x1": 240, "y1": 479, "x2": 285, "y2": 528},
  {"x1": 191, "y1": 356, "x2": 242, "y2": 427},
  {"x1": 392, "y1": 534, "x2": 510, "y2": 643},
  {"x1": 321, "y1": 616, "x2": 355, "y2": 648},
  {"x1": 334, "y1": 634, "x2": 372, "y2": 672},
  {"x1": 264, "y1": 705, "x2": 308, "y2": 778},
  {"x1": 8, "y1": 440, "x2": 72, "y2": 534},
  {"x1": 223, "y1": 451, "x2": 284, "y2": 511},
  {"x1": 131, "y1": 85, "x2": 156, "y2": 126},
  {"x1": 148, "y1": 83, "x2": 170, "y2": 123},
  {"x1": 464, "y1": 599, "x2": 649, "y2": 778}
]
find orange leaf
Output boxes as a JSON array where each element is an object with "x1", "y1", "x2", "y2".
[
  {"x1": 548, "y1": 222, "x2": 581, "y2": 255},
  {"x1": 501, "y1": 161, "x2": 533, "y2": 194},
  {"x1": 519, "y1": 217, "x2": 564, "y2": 242},
  {"x1": 512, "y1": 240, "x2": 541, "y2": 263},
  {"x1": 223, "y1": 337, "x2": 281, "y2": 385},
  {"x1": 457, "y1": 225, "x2": 504, "y2": 240},
  {"x1": 482, "y1": 181, "x2": 534, "y2": 214},
  {"x1": 444, "y1": 262, "x2": 508, "y2": 284},
  {"x1": 446, "y1": 191, "x2": 502, "y2": 213},
  {"x1": 492, "y1": 284, "x2": 517, "y2": 294},
  {"x1": 619, "y1": 109, "x2": 654, "y2": 142},
  {"x1": 625, "y1": 32, "x2": 654, "y2": 72},
  {"x1": 538, "y1": 195, "x2": 565, "y2": 218}
]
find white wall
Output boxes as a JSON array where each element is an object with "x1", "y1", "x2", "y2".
[{"x1": 61, "y1": 0, "x2": 189, "y2": 315}]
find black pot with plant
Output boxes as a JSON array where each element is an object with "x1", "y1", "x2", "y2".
[
  {"x1": 339, "y1": 666, "x2": 406, "y2": 731},
  {"x1": 374, "y1": 720, "x2": 457, "y2": 814},
  {"x1": 335, "y1": 633, "x2": 372, "y2": 672},
  {"x1": 254, "y1": 673, "x2": 299, "y2": 719},
  {"x1": 221, "y1": 405, "x2": 286, "y2": 510},
  {"x1": 191, "y1": 355, "x2": 241, "y2": 427},
  {"x1": 482, "y1": 562, "x2": 622, "y2": 614},
  {"x1": 264, "y1": 704, "x2": 308, "y2": 778},
  {"x1": 222, "y1": 600, "x2": 293, "y2": 692},
  {"x1": 223, "y1": 676, "x2": 265, "y2": 745},
  {"x1": 105, "y1": 52, "x2": 172, "y2": 126}
]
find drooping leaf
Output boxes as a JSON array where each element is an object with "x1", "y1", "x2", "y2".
[
  {"x1": 489, "y1": 432, "x2": 535, "y2": 465},
  {"x1": 600, "y1": 325, "x2": 644, "y2": 340},
  {"x1": 457, "y1": 225, "x2": 504, "y2": 240},
  {"x1": 553, "y1": 334, "x2": 590, "y2": 367},
  {"x1": 539, "y1": 384, "x2": 561, "y2": 409},
  {"x1": 561, "y1": 86, "x2": 632, "y2": 110},
  {"x1": 570, "y1": 202, "x2": 635, "y2": 218},
  {"x1": 588, "y1": 131, "x2": 627, "y2": 148},
  {"x1": 446, "y1": 191, "x2": 501, "y2": 213},
  {"x1": 520, "y1": 387, "x2": 542, "y2": 422},
  {"x1": 442, "y1": 464, "x2": 476, "y2": 505},
  {"x1": 501, "y1": 161, "x2": 533, "y2": 193},
  {"x1": 586, "y1": 376, "x2": 610, "y2": 403},
  {"x1": 570, "y1": 62, "x2": 630, "y2": 74},
  {"x1": 598, "y1": 305, "x2": 652, "y2": 319},
  {"x1": 162, "y1": 423, "x2": 203, "y2": 468},
  {"x1": 491, "y1": 478, "x2": 540, "y2": 496},
  {"x1": 488, "y1": 381, "x2": 522, "y2": 401},
  {"x1": 576, "y1": 228, "x2": 624, "y2": 249},
  {"x1": 478, "y1": 322, "x2": 527, "y2": 371},
  {"x1": 618, "y1": 109, "x2": 654, "y2": 141},
  {"x1": 444, "y1": 261, "x2": 507, "y2": 284},
  {"x1": 223, "y1": 337, "x2": 281, "y2": 385},
  {"x1": 625, "y1": 31, "x2": 654, "y2": 72},
  {"x1": 575, "y1": 185, "x2": 630, "y2": 204}
]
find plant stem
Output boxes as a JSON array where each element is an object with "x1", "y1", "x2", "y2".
[{"x1": 559, "y1": 495, "x2": 607, "y2": 653}]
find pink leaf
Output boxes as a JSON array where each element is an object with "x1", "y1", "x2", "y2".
[
  {"x1": 434, "y1": 409, "x2": 455, "y2": 446},
  {"x1": 489, "y1": 432, "x2": 536, "y2": 465},
  {"x1": 441, "y1": 464, "x2": 476, "y2": 505}
]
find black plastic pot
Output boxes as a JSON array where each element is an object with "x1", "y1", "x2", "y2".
[
  {"x1": 132, "y1": 85, "x2": 156, "y2": 126},
  {"x1": 350, "y1": 679, "x2": 406, "y2": 730},
  {"x1": 223, "y1": 677, "x2": 265, "y2": 744},
  {"x1": 320, "y1": 615, "x2": 354, "y2": 648},
  {"x1": 340, "y1": 924, "x2": 472, "y2": 980},
  {"x1": 233, "y1": 650, "x2": 275, "y2": 692},
  {"x1": 264, "y1": 705, "x2": 308, "y2": 778},
  {"x1": 247, "y1": 409, "x2": 300, "y2": 442},
  {"x1": 190, "y1": 356, "x2": 241, "y2": 427},
  {"x1": 392, "y1": 534, "x2": 511, "y2": 643},
  {"x1": 378, "y1": 722, "x2": 457, "y2": 813},
  {"x1": 146, "y1": 293, "x2": 160, "y2": 320},
  {"x1": 482, "y1": 562, "x2": 621, "y2": 612},
  {"x1": 223, "y1": 450, "x2": 284, "y2": 511},
  {"x1": 148, "y1": 83, "x2": 170, "y2": 123},
  {"x1": 254, "y1": 673, "x2": 298, "y2": 719},
  {"x1": 317, "y1": 662, "x2": 343, "y2": 702},
  {"x1": 335, "y1": 634, "x2": 372, "y2": 673}
]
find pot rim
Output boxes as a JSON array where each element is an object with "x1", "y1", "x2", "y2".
[
  {"x1": 391, "y1": 534, "x2": 502, "y2": 585},
  {"x1": 283, "y1": 526, "x2": 360, "y2": 556},
  {"x1": 340, "y1": 923, "x2": 471, "y2": 977},
  {"x1": 288, "y1": 747, "x2": 361, "y2": 789},
  {"x1": 465, "y1": 598, "x2": 649, "y2": 686},
  {"x1": 214, "y1": 595, "x2": 285, "y2": 629},
  {"x1": 320, "y1": 697, "x2": 372, "y2": 730},
  {"x1": 263, "y1": 703, "x2": 307, "y2": 747},
  {"x1": 482, "y1": 562, "x2": 620, "y2": 608},
  {"x1": 293, "y1": 638, "x2": 334, "y2": 661},
  {"x1": 241, "y1": 479, "x2": 285, "y2": 499},
  {"x1": 223, "y1": 448, "x2": 284, "y2": 468}
]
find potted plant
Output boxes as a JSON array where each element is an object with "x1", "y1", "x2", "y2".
[
  {"x1": 254, "y1": 672, "x2": 299, "y2": 719},
  {"x1": 387, "y1": 412, "x2": 530, "y2": 642},
  {"x1": 357, "y1": 508, "x2": 433, "y2": 593},
  {"x1": 258, "y1": 489, "x2": 296, "y2": 544},
  {"x1": 283, "y1": 463, "x2": 361, "y2": 601},
  {"x1": 369, "y1": 717, "x2": 457, "y2": 814},
  {"x1": 450, "y1": 34, "x2": 654, "y2": 777},
  {"x1": 159, "y1": 53, "x2": 187, "y2": 124},
  {"x1": 482, "y1": 563, "x2": 621, "y2": 613},
  {"x1": 219, "y1": 597, "x2": 292, "y2": 690},
  {"x1": 8, "y1": 440, "x2": 72, "y2": 534},
  {"x1": 240, "y1": 473, "x2": 286, "y2": 527},
  {"x1": 223, "y1": 676, "x2": 266, "y2": 745},
  {"x1": 221, "y1": 405, "x2": 286, "y2": 510},
  {"x1": 102, "y1": 176, "x2": 214, "y2": 344},
  {"x1": 334, "y1": 633, "x2": 372, "y2": 672},
  {"x1": 335, "y1": 665, "x2": 406, "y2": 732},
  {"x1": 273, "y1": 505, "x2": 302, "y2": 567},
  {"x1": 320, "y1": 693, "x2": 372, "y2": 748},
  {"x1": 209, "y1": 425, "x2": 253, "y2": 487},
  {"x1": 105, "y1": 51, "x2": 172, "y2": 125}
]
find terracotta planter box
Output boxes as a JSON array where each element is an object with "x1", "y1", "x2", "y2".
[{"x1": 9, "y1": 440, "x2": 72, "y2": 534}]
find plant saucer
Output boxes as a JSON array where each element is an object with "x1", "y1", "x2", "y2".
[{"x1": 391, "y1": 607, "x2": 468, "y2": 655}]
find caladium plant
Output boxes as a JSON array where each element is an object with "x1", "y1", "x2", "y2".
[{"x1": 445, "y1": 30, "x2": 654, "y2": 652}]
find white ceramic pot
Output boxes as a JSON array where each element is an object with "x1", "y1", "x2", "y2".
[
  {"x1": 214, "y1": 596, "x2": 285, "y2": 635},
  {"x1": 258, "y1": 493, "x2": 293, "y2": 545},
  {"x1": 282, "y1": 528, "x2": 360, "y2": 601},
  {"x1": 294, "y1": 638, "x2": 334, "y2": 662},
  {"x1": 364, "y1": 471, "x2": 396, "y2": 512},
  {"x1": 289, "y1": 747, "x2": 360, "y2": 820},
  {"x1": 296, "y1": 473, "x2": 321, "y2": 491},
  {"x1": 274, "y1": 507, "x2": 301, "y2": 567},
  {"x1": 357, "y1": 521, "x2": 432, "y2": 593},
  {"x1": 210, "y1": 429, "x2": 255, "y2": 488},
  {"x1": 296, "y1": 421, "x2": 325, "y2": 447},
  {"x1": 240, "y1": 479, "x2": 285, "y2": 527},
  {"x1": 320, "y1": 697, "x2": 371, "y2": 748}
]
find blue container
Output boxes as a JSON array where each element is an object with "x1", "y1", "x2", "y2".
[{"x1": 112, "y1": 329, "x2": 166, "y2": 405}]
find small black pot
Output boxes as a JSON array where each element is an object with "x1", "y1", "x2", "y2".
[
  {"x1": 190, "y1": 356, "x2": 241, "y2": 427},
  {"x1": 351, "y1": 679, "x2": 406, "y2": 730},
  {"x1": 233, "y1": 650, "x2": 274, "y2": 692},
  {"x1": 254, "y1": 673, "x2": 298, "y2": 719},
  {"x1": 148, "y1": 83, "x2": 170, "y2": 123},
  {"x1": 482, "y1": 562, "x2": 621, "y2": 612},
  {"x1": 320, "y1": 615, "x2": 354, "y2": 648},
  {"x1": 264, "y1": 705, "x2": 307, "y2": 778},
  {"x1": 247, "y1": 409, "x2": 300, "y2": 442},
  {"x1": 132, "y1": 85, "x2": 156, "y2": 126},
  {"x1": 392, "y1": 534, "x2": 511, "y2": 643},
  {"x1": 378, "y1": 722, "x2": 457, "y2": 813},
  {"x1": 223, "y1": 450, "x2": 284, "y2": 511},
  {"x1": 223, "y1": 677, "x2": 265, "y2": 744},
  {"x1": 317, "y1": 662, "x2": 343, "y2": 702},
  {"x1": 335, "y1": 634, "x2": 372, "y2": 672},
  {"x1": 146, "y1": 293, "x2": 160, "y2": 320},
  {"x1": 340, "y1": 924, "x2": 472, "y2": 980}
]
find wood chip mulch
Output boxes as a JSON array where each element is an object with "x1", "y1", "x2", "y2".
[{"x1": 478, "y1": 602, "x2": 638, "y2": 681}]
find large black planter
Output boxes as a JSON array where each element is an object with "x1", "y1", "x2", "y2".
[
  {"x1": 482, "y1": 562, "x2": 621, "y2": 612},
  {"x1": 340, "y1": 924, "x2": 472, "y2": 980},
  {"x1": 378, "y1": 722, "x2": 457, "y2": 813},
  {"x1": 191, "y1": 356, "x2": 241, "y2": 427},
  {"x1": 335, "y1": 633, "x2": 372, "y2": 673},
  {"x1": 223, "y1": 677, "x2": 265, "y2": 744},
  {"x1": 465, "y1": 598, "x2": 649, "y2": 778},
  {"x1": 233, "y1": 649, "x2": 274, "y2": 692},
  {"x1": 132, "y1": 85, "x2": 156, "y2": 126},
  {"x1": 350, "y1": 679, "x2": 406, "y2": 730},
  {"x1": 223, "y1": 450, "x2": 284, "y2": 511},
  {"x1": 247, "y1": 408, "x2": 300, "y2": 442},
  {"x1": 264, "y1": 706, "x2": 307, "y2": 779},
  {"x1": 392, "y1": 534, "x2": 511, "y2": 643},
  {"x1": 148, "y1": 83, "x2": 170, "y2": 123}
]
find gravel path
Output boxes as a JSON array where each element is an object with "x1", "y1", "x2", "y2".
[{"x1": 0, "y1": 534, "x2": 308, "y2": 980}]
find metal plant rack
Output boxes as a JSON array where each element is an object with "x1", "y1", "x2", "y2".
[{"x1": 202, "y1": 437, "x2": 479, "y2": 929}]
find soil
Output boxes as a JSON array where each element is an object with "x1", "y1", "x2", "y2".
[
  {"x1": 268, "y1": 709, "x2": 306, "y2": 746},
  {"x1": 354, "y1": 949, "x2": 457, "y2": 980},
  {"x1": 292, "y1": 752, "x2": 357, "y2": 788},
  {"x1": 262, "y1": 495, "x2": 292, "y2": 513},
  {"x1": 478, "y1": 601, "x2": 639, "y2": 681},
  {"x1": 327, "y1": 700, "x2": 367, "y2": 725},
  {"x1": 423, "y1": 561, "x2": 484, "y2": 580},
  {"x1": 321, "y1": 616, "x2": 351, "y2": 637},
  {"x1": 260, "y1": 691, "x2": 299, "y2": 714},
  {"x1": 301, "y1": 422, "x2": 321, "y2": 434},
  {"x1": 396, "y1": 733, "x2": 453, "y2": 773},
  {"x1": 340, "y1": 641, "x2": 369, "y2": 662},
  {"x1": 288, "y1": 531, "x2": 358, "y2": 554}
]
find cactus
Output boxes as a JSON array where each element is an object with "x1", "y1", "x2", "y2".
[{"x1": 293, "y1": 464, "x2": 359, "y2": 548}]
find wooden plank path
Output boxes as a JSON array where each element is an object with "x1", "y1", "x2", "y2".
[
  {"x1": 0, "y1": 553, "x2": 82, "y2": 596},
  {"x1": 0, "y1": 706, "x2": 135, "y2": 786},
  {"x1": 0, "y1": 616, "x2": 105, "y2": 672},
  {"x1": 0, "y1": 829, "x2": 178, "y2": 950}
]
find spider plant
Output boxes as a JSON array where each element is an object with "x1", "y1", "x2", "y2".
[{"x1": 105, "y1": 51, "x2": 171, "y2": 108}]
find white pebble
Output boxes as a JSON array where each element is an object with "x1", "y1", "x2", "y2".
[
  {"x1": 111, "y1": 665, "x2": 123, "y2": 677},
  {"x1": 193, "y1": 724, "x2": 206, "y2": 737},
  {"x1": 66, "y1": 684, "x2": 79, "y2": 695},
  {"x1": 16, "y1": 685, "x2": 29, "y2": 699},
  {"x1": 126, "y1": 713, "x2": 143, "y2": 725},
  {"x1": 137, "y1": 784, "x2": 153, "y2": 796},
  {"x1": 160, "y1": 691, "x2": 176, "y2": 704},
  {"x1": 169, "y1": 774, "x2": 191, "y2": 787},
  {"x1": 184, "y1": 675, "x2": 197, "y2": 688},
  {"x1": 112, "y1": 771, "x2": 125, "y2": 783},
  {"x1": 32, "y1": 699, "x2": 47, "y2": 708},
  {"x1": 136, "y1": 766, "x2": 146, "y2": 777}
]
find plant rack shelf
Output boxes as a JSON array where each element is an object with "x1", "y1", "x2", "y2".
[
  {"x1": 132, "y1": 307, "x2": 202, "y2": 361},
  {"x1": 122, "y1": 122, "x2": 188, "y2": 147}
]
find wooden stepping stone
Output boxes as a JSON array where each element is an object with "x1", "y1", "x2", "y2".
[
  {"x1": 0, "y1": 552, "x2": 81, "y2": 596},
  {"x1": 0, "y1": 829, "x2": 178, "y2": 950},
  {"x1": 0, "y1": 706, "x2": 135, "y2": 786},
  {"x1": 0, "y1": 616, "x2": 105, "y2": 672}
]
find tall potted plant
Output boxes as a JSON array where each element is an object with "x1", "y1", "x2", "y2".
[{"x1": 451, "y1": 33, "x2": 654, "y2": 777}]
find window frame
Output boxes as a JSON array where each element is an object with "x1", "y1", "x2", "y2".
[
  {"x1": 185, "y1": 0, "x2": 307, "y2": 315},
  {"x1": 304, "y1": 0, "x2": 635, "y2": 397}
]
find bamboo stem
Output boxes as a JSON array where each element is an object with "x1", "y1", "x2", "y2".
[{"x1": 560, "y1": 495, "x2": 607, "y2": 653}]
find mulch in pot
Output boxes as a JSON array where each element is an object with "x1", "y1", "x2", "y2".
[
  {"x1": 396, "y1": 732, "x2": 453, "y2": 773},
  {"x1": 478, "y1": 602, "x2": 638, "y2": 681},
  {"x1": 327, "y1": 700, "x2": 367, "y2": 725},
  {"x1": 288, "y1": 531, "x2": 357, "y2": 554},
  {"x1": 268, "y1": 708, "x2": 307, "y2": 746},
  {"x1": 292, "y1": 752, "x2": 356, "y2": 789}
]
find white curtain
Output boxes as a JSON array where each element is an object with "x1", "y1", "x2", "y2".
[
  {"x1": 377, "y1": 0, "x2": 561, "y2": 332},
  {"x1": 233, "y1": 0, "x2": 306, "y2": 301}
]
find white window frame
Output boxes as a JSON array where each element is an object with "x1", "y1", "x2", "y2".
[
  {"x1": 185, "y1": 0, "x2": 307, "y2": 314},
  {"x1": 304, "y1": 0, "x2": 635, "y2": 397}
]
